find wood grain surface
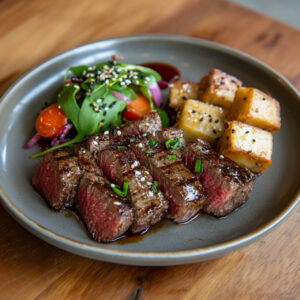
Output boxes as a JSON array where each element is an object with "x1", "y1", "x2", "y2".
[{"x1": 0, "y1": 0, "x2": 299, "y2": 299}]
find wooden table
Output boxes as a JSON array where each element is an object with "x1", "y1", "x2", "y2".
[{"x1": 0, "y1": 0, "x2": 299, "y2": 299}]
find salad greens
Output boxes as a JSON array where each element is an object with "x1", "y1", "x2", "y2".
[{"x1": 31, "y1": 59, "x2": 165, "y2": 158}]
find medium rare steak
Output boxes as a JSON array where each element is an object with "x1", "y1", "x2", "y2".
[
  {"x1": 130, "y1": 139, "x2": 206, "y2": 223},
  {"x1": 75, "y1": 145, "x2": 133, "y2": 242},
  {"x1": 77, "y1": 176, "x2": 133, "y2": 242},
  {"x1": 183, "y1": 139, "x2": 256, "y2": 216},
  {"x1": 98, "y1": 147, "x2": 168, "y2": 233},
  {"x1": 32, "y1": 149, "x2": 81, "y2": 210}
]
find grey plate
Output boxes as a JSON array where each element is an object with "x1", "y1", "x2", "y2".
[{"x1": 0, "y1": 34, "x2": 299, "y2": 266}]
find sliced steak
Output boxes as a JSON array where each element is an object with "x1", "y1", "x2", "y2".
[
  {"x1": 183, "y1": 139, "x2": 256, "y2": 216},
  {"x1": 121, "y1": 111, "x2": 162, "y2": 136},
  {"x1": 77, "y1": 176, "x2": 133, "y2": 242},
  {"x1": 130, "y1": 139, "x2": 206, "y2": 223},
  {"x1": 98, "y1": 147, "x2": 168, "y2": 233},
  {"x1": 75, "y1": 144, "x2": 133, "y2": 242},
  {"x1": 154, "y1": 127, "x2": 186, "y2": 147},
  {"x1": 32, "y1": 149, "x2": 81, "y2": 210}
]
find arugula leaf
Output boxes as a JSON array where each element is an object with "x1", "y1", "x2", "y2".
[
  {"x1": 154, "y1": 107, "x2": 170, "y2": 128},
  {"x1": 57, "y1": 85, "x2": 81, "y2": 132},
  {"x1": 64, "y1": 65, "x2": 89, "y2": 82}
]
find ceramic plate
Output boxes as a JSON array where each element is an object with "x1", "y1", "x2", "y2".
[{"x1": 0, "y1": 34, "x2": 299, "y2": 266}]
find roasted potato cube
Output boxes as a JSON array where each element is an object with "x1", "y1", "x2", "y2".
[
  {"x1": 227, "y1": 87, "x2": 281, "y2": 133},
  {"x1": 198, "y1": 69, "x2": 242, "y2": 109},
  {"x1": 169, "y1": 80, "x2": 199, "y2": 110},
  {"x1": 178, "y1": 99, "x2": 226, "y2": 143},
  {"x1": 218, "y1": 121, "x2": 273, "y2": 173}
]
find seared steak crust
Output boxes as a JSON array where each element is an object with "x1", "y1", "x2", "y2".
[
  {"x1": 32, "y1": 149, "x2": 81, "y2": 210},
  {"x1": 130, "y1": 139, "x2": 206, "y2": 223},
  {"x1": 183, "y1": 139, "x2": 256, "y2": 216},
  {"x1": 98, "y1": 147, "x2": 168, "y2": 233}
]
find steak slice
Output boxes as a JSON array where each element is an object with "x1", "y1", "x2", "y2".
[
  {"x1": 183, "y1": 139, "x2": 256, "y2": 216},
  {"x1": 130, "y1": 139, "x2": 206, "y2": 223},
  {"x1": 121, "y1": 111, "x2": 162, "y2": 136},
  {"x1": 98, "y1": 147, "x2": 168, "y2": 233},
  {"x1": 32, "y1": 149, "x2": 81, "y2": 210},
  {"x1": 77, "y1": 177, "x2": 134, "y2": 242},
  {"x1": 75, "y1": 145, "x2": 133, "y2": 242},
  {"x1": 154, "y1": 127, "x2": 186, "y2": 147}
]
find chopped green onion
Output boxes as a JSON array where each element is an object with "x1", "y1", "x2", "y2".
[
  {"x1": 196, "y1": 145, "x2": 203, "y2": 150},
  {"x1": 166, "y1": 154, "x2": 177, "y2": 159},
  {"x1": 117, "y1": 146, "x2": 126, "y2": 150},
  {"x1": 151, "y1": 181, "x2": 159, "y2": 193},
  {"x1": 122, "y1": 181, "x2": 129, "y2": 197},
  {"x1": 111, "y1": 181, "x2": 129, "y2": 197},
  {"x1": 194, "y1": 159, "x2": 202, "y2": 173},
  {"x1": 146, "y1": 149, "x2": 153, "y2": 154},
  {"x1": 148, "y1": 139, "x2": 158, "y2": 147},
  {"x1": 165, "y1": 137, "x2": 180, "y2": 150},
  {"x1": 130, "y1": 137, "x2": 136, "y2": 142}
]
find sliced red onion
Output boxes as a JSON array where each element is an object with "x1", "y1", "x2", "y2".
[
  {"x1": 51, "y1": 123, "x2": 73, "y2": 147},
  {"x1": 111, "y1": 91, "x2": 131, "y2": 104},
  {"x1": 25, "y1": 133, "x2": 41, "y2": 148},
  {"x1": 158, "y1": 80, "x2": 169, "y2": 90},
  {"x1": 148, "y1": 82, "x2": 163, "y2": 107}
]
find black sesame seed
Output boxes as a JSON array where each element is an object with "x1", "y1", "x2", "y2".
[
  {"x1": 255, "y1": 108, "x2": 259, "y2": 113},
  {"x1": 252, "y1": 139, "x2": 256, "y2": 142},
  {"x1": 200, "y1": 117, "x2": 204, "y2": 122},
  {"x1": 220, "y1": 81, "x2": 225, "y2": 85},
  {"x1": 243, "y1": 97, "x2": 247, "y2": 101},
  {"x1": 226, "y1": 136, "x2": 229, "y2": 140},
  {"x1": 192, "y1": 110, "x2": 196, "y2": 113},
  {"x1": 209, "y1": 118, "x2": 213, "y2": 123},
  {"x1": 232, "y1": 129, "x2": 235, "y2": 133},
  {"x1": 213, "y1": 130, "x2": 217, "y2": 134},
  {"x1": 215, "y1": 119, "x2": 219, "y2": 123},
  {"x1": 245, "y1": 131, "x2": 249, "y2": 134},
  {"x1": 103, "y1": 111, "x2": 107, "y2": 116},
  {"x1": 208, "y1": 114, "x2": 212, "y2": 118},
  {"x1": 231, "y1": 79, "x2": 236, "y2": 83},
  {"x1": 247, "y1": 150, "x2": 252, "y2": 154},
  {"x1": 262, "y1": 97, "x2": 266, "y2": 101},
  {"x1": 226, "y1": 123, "x2": 229, "y2": 128},
  {"x1": 182, "y1": 96, "x2": 188, "y2": 100},
  {"x1": 215, "y1": 137, "x2": 220, "y2": 141}
]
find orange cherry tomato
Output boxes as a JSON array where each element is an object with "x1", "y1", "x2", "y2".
[
  {"x1": 122, "y1": 93, "x2": 151, "y2": 120},
  {"x1": 35, "y1": 104, "x2": 68, "y2": 138}
]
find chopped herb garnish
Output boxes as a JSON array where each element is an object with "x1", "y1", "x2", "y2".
[
  {"x1": 148, "y1": 139, "x2": 158, "y2": 147},
  {"x1": 165, "y1": 137, "x2": 180, "y2": 150},
  {"x1": 130, "y1": 137, "x2": 136, "y2": 142},
  {"x1": 111, "y1": 181, "x2": 129, "y2": 197},
  {"x1": 166, "y1": 154, "x2": 177, "y2": 159},
  {"x1": 151, "y1": 181, "x2": 159, "y2": 193},
  {"x1": 196, "y1": 145, "x2": 203, "y2": 150},
  {"x1": 117, "y1": 146, "x2": 126, "y2": 150},
  {"x1": 194, "y1": 158, "x2": 202, "y2": 173},
  {"x1": 146, "y1": 149, "x2": 153, "y2": 154}
]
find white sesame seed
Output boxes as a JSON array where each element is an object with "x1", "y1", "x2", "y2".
[
  {"x1": 104, "y1": 131, "x2": 109, "y2": 135},
  {"x1": 111, "y1": 184, "x2": 115, "y2": 188},
  {"x1": 148, "y1": 191, "x2": 154, "y2": 197},
  {"x1": 137, "y1": 143, "x2": 143, "y2": 148},
  {"x1": 117, "y1": 130, "x2": 121, "y2": 136},
  {"x1": 134, "y1": 170, "x2": 141, "y2": 176},
  {"x1": 219, "y1": 155, "x2": 224, "y2": 159},
  {"x1": 140, "y1": 177, "x2": 145, "y2": 182},
  {"x1": 74, "y1": 84, "x2": 80, "y2": 89},
  {"x1": 146, "y1": 182, "x2": 152, "y2": 186},
  {"x1": 142, "y1": 133, "x2": 147, "y2": 137},
  {"x1": 113, "y1": 201, "x2": 121, "y2": 206},
  {"x1": 104, "y1": 107, "x2": 109, "y2": 111},
  {"x1": 92, "y1": 140, "x2": 98, "y2": 145}
]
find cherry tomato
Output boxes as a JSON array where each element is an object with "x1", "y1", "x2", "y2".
[
  {"x1": 122, "y1": 93, "x2": 151, "y2": 120},
  {"x1": 35, "y1": 104, "x2": 68, "y2": 138}
]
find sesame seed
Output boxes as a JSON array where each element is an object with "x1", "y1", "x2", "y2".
[
  {"x1": 245, "y1": 131, "x2": 249, "y2": 134},
  {"x1": 215, "y1": 119, "x2": 219, "y2": 123},
  {"x1": 117, "y1": 130, "x2": 121, "y2": 136},
  {"x1": 252, "y1": 139, "x2": 256, "y2": 142},
  {"x1": 192, "y1": 110, "x2": 196, "y2": 113},
  {"x1": 200, "y1": 117, "x2": 204, "y2": 122},
  {"x1": 226, "y1": 136, "x2": 229, "y2": 140},
  {"x1": 213, "y1": 129, "x2": 217, "y2": 134},
  {"x1": 255, "y1": 108, "x2": 259, "y2": 113},
  {"x1": 140, "y1": 177, "x2": 145, "y2": 182},
  {"x1": 134, "y1": 170, "x2": 141, "y2": 176},
  {"x1": 148, "y1": 191, "x2": 154, "y2": 197},
  {"x1": 219, "y1": 155, "x2": 224, "y2": 159},
  {"x1": 146, "y1": 182, "x2": 152, "y2": 186},
  {"x1": 247, "y1": 150, "x2": 252, "y2": 154},
  {"x1": 209, "y1": 119, "x2": 213, "y2": 123},
  {"x1": 243, "y1": 97, "x2": 247, "y2": 101},
  {"x1": 111, "y1": 184, "x2": 116, "y2": 188},
  {"x1": 232, "y1": 129, "x2": 235, "y2": 133},
  {"x1": 137, "y1": 143, "x2": 143, "y2": 148},
  {"x1": 104, "y1": 131, "x2": 109, "y2": 135}
]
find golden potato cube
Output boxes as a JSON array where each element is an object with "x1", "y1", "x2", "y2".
[
  {"x1": 168, "y1": 80, "x2": 199, "y2": 110},
  {"x1": 178, "y1": 99, "x2": 226, "y2": 143},
  {"x1": 227, "y1": 87, "x2": 281, "y2": 133},
  {"x1": 198, "y1": 69, "x2": 242, "y2": 109},
  {"x1": 218, "y1": 121, "x2": 273, "y2": 173}
]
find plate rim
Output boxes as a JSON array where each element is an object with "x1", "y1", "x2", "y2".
[{"x1": 0, "y1": 34, "x2": 299, "y2": 265}]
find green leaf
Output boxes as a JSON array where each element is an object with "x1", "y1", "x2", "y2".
[
  {"x1": 64, "y1": 65, "x2": 89, "y2": 82},
  {"x1": 122, "y1": 64, "x2": 161, "y2": 81},
  {"x1": 57, "y1": 85, "x2": 81, "y2": 131},
  {"x1": 154, "y1": 107, "x2": 170, "y2": 128},
  {"x1": 111, "y1": 85, "x2": 137, "y2": 101},
  {"x1": 140, "y1": 86, "x2": 154, "y2": 109}
]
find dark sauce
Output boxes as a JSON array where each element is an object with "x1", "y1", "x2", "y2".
[{"x1": 140, "y1": 62, "x2": 180, "y2": 82}]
